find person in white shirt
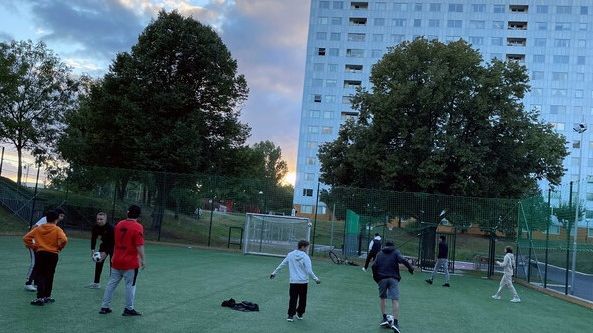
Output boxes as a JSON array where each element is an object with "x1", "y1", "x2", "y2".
[
  {"x1": 491, "y1": 246, "x2": 521, "y2": 303},
  {"x1": 270, "y1": 240, "x2": 320, "y2": 322},
  {"x1": 24, "y1": 208, "x2": 65, "y2": 291}
]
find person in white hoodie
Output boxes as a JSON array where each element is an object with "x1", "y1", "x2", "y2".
[
  {"x1": 363, "y1": 233, "x2": 382, "y2": 272},
  {"x1": 491, "y1": 246, "x2": 521, "y2": 303},
  {"x1": 270, "y1": 240, "x2": 321, "y2": 322}
]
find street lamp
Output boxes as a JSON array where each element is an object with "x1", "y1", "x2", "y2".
[{"x1": 571, "y1": 122, "x2": 587, "y2": 295}]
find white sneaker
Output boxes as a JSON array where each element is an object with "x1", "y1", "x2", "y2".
[
  {"x1": 510, "y1": 297, "x2": 521, "y2": 303},
  {"x1": 85, "y1": 283, "x2": 100, "y2": 289},
  {"x1": 295, "y1": 314, "x2": 303, "y2": 320},
  {"x1": 491, "y1": 295, "x2": 501, "y2": 300},
  {"x1": 25, "y1": 284, "x2": 37, "y2": 292},
  {"x1": 362, "y1": 267, "x2": 366, "y2": 272}
]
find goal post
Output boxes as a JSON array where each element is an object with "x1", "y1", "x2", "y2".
[{"x1": 243, "y1": 213, "x2": 311, "y2": 257}]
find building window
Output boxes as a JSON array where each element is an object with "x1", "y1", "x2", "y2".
[
  {"x1": 576, "y1": 90, "x2": 584, "y2": 99},
  {"x1": 392, "y1": 34, "x2": 405, "y2": 43},
  {"x1": 319, "y1": 1, "x2": 330, "y2": 9},
  {"x1": 325, "y1": 95, "x2": 336, "y2": 103},
  {"x1": 446, "y1": 36, "x2": 461, "y2": 43},
  {"x1": 302, "y1": 188, "x2": 313, "y2": 197},
  {"x1": 469, "y1": 36, "x2": 484, "y2": 46},
  {"x1": 553, "y1": 55, "x2": 569, "y2": 64},
  {"x1": 304, "y1": 173, "x2": 315, "y2": 181},
  {"x1": 447, "y1": 20, "x2": 462, "y2": 28},
  {"x1": 333, "y1": 1, "x2": 343, "y2": 9},
  {"x1": 306, "y1": 141, "x2": 317, "y2": 149},
  {"x1": 536, "y1": 22, "x2": 547, "y2": 30},
  {"x1": 342, "y1": 95, "x2": 352, "y2": 104},
  {"x1": 577, "y1": 73, "x2": 585, "y2": 81},
  {"x1": 345, "y1": 64, "x2": 363, "y2": 73},
  {"x1": 552, "y1": 72, "x2": 568, "y2": 81},
  {"x1": 328, "y1": 64, "x2": 338, "y2": 72},
  {"x1": 307, "y1": 126, "x2": 319, "y2": 134},
  {"x1": 348, "y1": 33, "x2": 366, "y2": 42},
  {"x1": 582, "y1": 6, "x2": 589, "y2": 15},
  {"x1": 532, "y1": 71, "x2": 544, "y2": 80},
  {"x1": 491, "y1": 37, "x2": 503, "y2": 46},
  {"x1": 344, "y1": 80, "x2": 362, "y2": 88},
  {"x1": 414, "y1": 3, "x2": 422, "y2": 11},
  {"x1": 317, "y1": 206, "x2": 327, "y2": 214},
  {"x1": 305, "y1": 157, "x2": 317, "y2": 165},
  {"x1": 330, "y1": 32, "x2": 341, "y2": 41},
  {"x1": 317, "y1": 48, "x2": 326, "y2": 56},
  {"x1": 374, "y1": 18, "x2": 385, "y2": 26},
  {"x1": 346, "y1": 49, "x2": 364, "y2": 57},
  {"x1": 536, "y1": 5, "x2": 548, "y2": 14},
  {"x1": 551, "y1": 89, "x2": 567, "y2": 97},
  {"x1": 319, "y1": 17, "x2": 329, "y2": 24},
  {"x1": 375, "y1": 2, "x2": 387, "y2": 10},
  {"x1": 394, "y1": 3, "x2": 408, "y2": 11},
  {"x1": 469, "y1": 20, "x2": 485, "y2": 29},
  {"x1": 312, "y1": 79, "x2": 323, "y2": 87},
  {"x1": 555, "y1": 22, "x2": 571, "y2": 31},
  {"x1": 349, "y1": 17, "x2": 367, "y2": 26},
  {"x1": 448, "y1": 4, "x2": 463, "y2": 12},
  {"x1": 533, "y1": 55, "x2": 545, "y2": 63},
  {"x1": 393, "y1": 18, "x2": 406, "y2": 27},
  {"x1": 316, "y1": 32, "x2": 327, "y2": 40},
  {"x1": 321, "y1": 126, "x2": 333, "y2": 134},
  {"x1": 554, "y1": 39, "x2": 570, "y2": 47},
  {"x1": 428, "y1": 19, "x2": 439, "y2": 28},
  {"x1": 323, "y1": 111, "x2": 333, "y2": 119},
  {"x1": 579, "y1": 23, "x2": 588, "y2": 31},
  {"x1": 371, "y1": 49, "x2": 383, "y2": 57},
  {"x1": 577, "y1": 56, "x2": 586, "y2": 65},
  {"x1": 550, "y1": 105, "x2": 566, "y2": 114},
  {"x1": 534, "y1": 38, "x2": 546, "y2": 47},
  {"x1": 413, "y1": 19, "x2": 421, "y2": 27},
  {"x1": 552, "y1": 122, "x2": 565, "y2": 131},
  {"x1": 578, "y1": 40, "x2": 587, "y2": 48},
  {"x1": 557, "y1": 6, "x2": 572, "y2": 14},
  {"x1": 331, "y1": 17, "x2": 342, "y2": 25},
  {"x1": 313, "y1": 95, "x2": 322, "y2": 103},
  {"x1": 372, "y1": 34, "x2": 384, "y2": 42},
  {"x1": 325, "y1": 79, "x2": 337, "y2": 87},
  {"x1": 493, "y1": 5, "x2": 505, "y2": 13},
  {"x1": 532, "y1": 88, "x2": 543, "y2": 96},
  {"x1": 471, "y1": 4, "x2": 486, "y2": 12},
  {"x1": 429, "y1": 3, "x2": 440, "y2": 12},
  {"x1": 313, "y1": 63, "x2": 324, "y2": 72},
  {"x1": 309, "y1": 110, "x2": 320, "y2": 118},
  {"x1": 329, "y1": 48, "x2": 339, "y2": 56},
  {"x1": 301, "y1": 205, "x2": 313, "y2": 214},
  {"x1": 492, "y1": 21, "x2": 504, "y2": 29}
]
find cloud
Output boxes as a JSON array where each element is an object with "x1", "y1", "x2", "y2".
[
  {"x1": 0, "y1": 31, "x2": 13, "y2": 41},
  {"x1": 220, "y1": 0, "x2": 311, "y2": 171}
]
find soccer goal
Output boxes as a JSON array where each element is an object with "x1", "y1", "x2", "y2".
[{"x1": 243, "y1": 213, "x2": 311, "y2": 257}]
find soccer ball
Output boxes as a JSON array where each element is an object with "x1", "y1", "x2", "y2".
[
  {"x1": 307, "y1": 222, "x2": 313, "y2": 228},
  {"x1": 386, "y1": 315, "x2": 394, "y2": 323},
  {"x1": 92, "y1": 252, "x2": 103, "y2": 263}
]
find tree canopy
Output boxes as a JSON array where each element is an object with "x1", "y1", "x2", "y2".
[
  {"x1": 58, "y1": 10, "x2": 250, "y2": 175},
  {"x1": 319, "y1": 38, "x2": 568, "y2": 198},
  {"x1": 0, "y1": 40, "x2": 79, "y2": 184}
]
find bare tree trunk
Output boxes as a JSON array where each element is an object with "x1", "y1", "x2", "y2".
[{"x1": 16, "y1": 146, "x2": 22, "y2": 185}]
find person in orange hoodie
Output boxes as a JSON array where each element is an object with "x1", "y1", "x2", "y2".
[{"x1": 23, "y1": 210, "x2": 68, "y2": 306}]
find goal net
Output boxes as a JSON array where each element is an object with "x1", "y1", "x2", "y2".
[{"x1": 243, "y1": 213, "x2": 311, "y2": 257}]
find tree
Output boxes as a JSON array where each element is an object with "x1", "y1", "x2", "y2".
[
  {"x1": 319, "y1": 38, "x2": 568, "y2": 198},
  {"x1": 242, "y1": 140, "x2": 288, "y2": 186},
  {"x1": 0, "y1": 40, "x2": 79, "y2": 184}
]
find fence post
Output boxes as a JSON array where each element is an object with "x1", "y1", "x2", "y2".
[
  {"x1": 208, "y1": 197, "x2": 214, "y2": 247},
  {"x1": 311, "y1": 182, "x2": 320, "y2": 254},
  {"x1": 565, "y1": 181, "x2": 573, "y2": 295},
  {"x1": 28, "y1": 163, "x2": 41, "y2": 229},
  {"x1": 544, "y1": 188, "x2": 551, "y2": 289}
]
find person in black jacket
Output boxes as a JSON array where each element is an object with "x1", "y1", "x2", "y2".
[
  {"x1": 425, "y1": 235, "x2": 450, "y2": 287},
  {"x1": 86, "y1": 212, "x2": 114, "y2": 289},
  {"x1": 372, "y1": 241, "x2": 414, "y2": 333}
]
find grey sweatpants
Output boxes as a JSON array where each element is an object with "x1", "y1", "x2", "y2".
[
  {"x1": 430, "y1": 258, "x2": 450, "y2": 283},
  {"x1": 101, "y1": 268, "x2": 139, "y2": 310}
]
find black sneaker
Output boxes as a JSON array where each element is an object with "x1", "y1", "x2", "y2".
[
  {"x1": 443, "y1": 283, "x2": 450, "y2": 287},
  {"x1": 286, "y1": 316, "x2": 294, "y2": 322},
  {"x1": 425, "y1": 279, "x2": 433, "y2": 285},
  {"x1": 122, "y1": 308, "x2": 142, "y2": 316},
  {"x1": 30, "y1": 298, "x2": 44, "y2": 306},
  {"x1": 43, "y1": 297, "x2": 55, "y2": 303},
  {"x1": 99, "y1": 308, "x2": 112, "y2": 314},
  {"x1": 391, "y1": 322, "x2": 401, "y2": 333}
]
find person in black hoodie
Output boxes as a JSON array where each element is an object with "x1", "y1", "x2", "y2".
[
  {"x1": 86, "y1": 212, "x2": 114, "y2": 289},
  {"x1": 425, "y1": 235, "x2": 450, "y2": 287},
  {"x1": 372, "y1": 241, "x2": 414, "y2": 333}
]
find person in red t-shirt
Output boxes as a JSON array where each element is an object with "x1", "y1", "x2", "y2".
[{"x1": 99, "y1": 205, "x2": 145, "y2": 316}]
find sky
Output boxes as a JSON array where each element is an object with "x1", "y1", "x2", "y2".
[{"x1": 0, "y1": 0, "x2": 312, "y2": 185}]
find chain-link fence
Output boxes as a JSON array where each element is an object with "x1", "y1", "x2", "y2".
[{"x1": 517, "y1": 181, "x2": 593, "y2": 300}]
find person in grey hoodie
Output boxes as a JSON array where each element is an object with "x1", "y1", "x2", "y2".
[
  {"x1": 491, "y1": 246, "x2": 521, "y2": 303},
  {"x1": 270, "y1": 240, "x2": 321, "y2": 322}
]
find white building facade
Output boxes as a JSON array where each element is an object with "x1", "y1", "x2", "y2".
[{"x1": 295, "y1": 0, "x2": 593, "y2": 217}]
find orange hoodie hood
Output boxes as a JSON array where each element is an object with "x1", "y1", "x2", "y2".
[{"x1": 23, "y1": 223, "x2": 68, "y2": 254}]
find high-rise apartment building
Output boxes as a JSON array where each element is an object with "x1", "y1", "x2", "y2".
[{"x1": 295, "y1": 0, "x2": 593, "y2": 217}]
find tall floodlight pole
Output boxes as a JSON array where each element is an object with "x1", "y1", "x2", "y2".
[{"x1": 571, "y1": 122, "x2": 587, "y2": 295}]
